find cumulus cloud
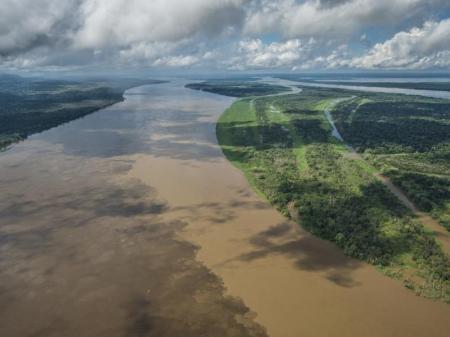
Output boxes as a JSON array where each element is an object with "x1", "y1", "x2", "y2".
[
  {"x1": 350, "y1": 19, "x2": 450, "y2": 69},
  {"x1": 228, "y1": 38, "x2": 316, "y2": 69},
  {"x1": 0, "y1": 0, "x2": 79, "y2": 55},
  {"x1": 0, "y1": 0, "x2": 245, "y2": 56},
  {"x1": 301, "y1": 44, "x2": 352, "y2": 69},
  {"x1": 153, "y1": 55, "x2": 200, "y2": 67},
  {"x1": 118, "y1": 42, "x2": 180, "y2": 65},
  {"x1": 245, "y1": 0, "x2": 448, "y2": 39},
  {"x1": 0, "y1": 0, "x2": 449, "y2": 70},
  {"x1": 74, "y1": 0, "x2": 245, "y2": 48}
]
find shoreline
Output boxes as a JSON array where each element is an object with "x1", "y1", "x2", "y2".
[
  {"x1": 0, "y1": 79, "x2": 166, "y2": 152},
  {"x1": 132, "y1": 84, "x2": 450, "y2": 336}
]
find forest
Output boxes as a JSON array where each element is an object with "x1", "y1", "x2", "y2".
[
  {"x1": 215, "y1": 85, "x2": 449, "y2": 302},
  {"x1": 0, "y1": 74, "x2": 163, "y2": 150},
  {"x1": 185, "y1": 81, "x2": 290, "y2": 97},
  {"x1": 331, "y1": 91, "x2": 450, "y2": 231}
]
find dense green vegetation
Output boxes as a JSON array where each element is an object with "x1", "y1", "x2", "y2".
[
  {"x1": 186, "y1": 81, "x2": 290, "y2": 97},
  {"x1": 331, "y1": 92, "x2": 450, "y2": 230},
  {"x1": 0, "y1": 74, "x2": 163, "y2": 150},
  {"x1": 217, "y1": 87, "x2": 449, "y2": 302}
]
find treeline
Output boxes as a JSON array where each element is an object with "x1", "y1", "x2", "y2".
[
  {"x1": 0, "y1": 75, "x2": 163, "y2": 150},
  {"x1": 333, "y1": 100, "x2": 450, "y2": 153},
  {"x1": 0, "y1": 86, "x2": 122, "y2": 150},
  {"x1": 186, "y1": 81, "x2": 290, "y2": 97}
]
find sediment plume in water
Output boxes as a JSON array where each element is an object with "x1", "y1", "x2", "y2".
[{"x1": 0, "y1": 81, "x2": 449, "y2": 337}]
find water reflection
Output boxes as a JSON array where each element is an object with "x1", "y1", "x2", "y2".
[
  {"x1": 34, "y1": 81, "x2": 233, "y2": 160},
  {"x1": 0, "y1": 81, "x2": 267, "y2": 337},
  {"x1": 1, "y1": 80, "x2": 449, "y2": 337}
]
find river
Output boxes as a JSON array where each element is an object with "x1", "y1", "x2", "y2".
[
  {"x1": 0, "y1": 80, "x2": 449, "y2": 337},
  {"x1": 286, "y1": 80, "x2": 450, "y2": 99}
]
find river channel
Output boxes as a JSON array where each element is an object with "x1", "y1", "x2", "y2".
[{"x1": 0, "y1": 80, "x2": 449, "y2": 337}]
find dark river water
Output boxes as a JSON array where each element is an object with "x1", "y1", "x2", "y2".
[{"x1": 0, "y1": 80, "x2": 449, "y2": 337}]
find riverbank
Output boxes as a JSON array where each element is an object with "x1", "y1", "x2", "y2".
[
  {"x1": 0, "y1": 75, "x2": 165, "y2": 151},
  {"x1": 126, "y1": 82, "x2": 450, "y2": 337},
  {"x1": 216, "y1": 88, "x2": 449, "y2": 303},
  {"x1": 1, "y1": 80, "x2": 449, "y2": 337}
]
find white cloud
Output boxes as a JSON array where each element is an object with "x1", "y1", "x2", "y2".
[
  {"x1": 228, "y1": 38, "x2": 316, "y2": 69},
  {"x1": 350, "y1": 19, "x2": 450, "y2": 69},
  {"x1": 153, "y1": 55, "x2": 200, "y2": 67},
  {"x1": 244, "y1": 0, "x2": 447, "y2": 39},
  {"x1": 0, "y1": 0, "x2": 449, "y2": 70},
  {"x1": 0, "y1": 0, "x2": 78, "y2": 55},
  {"x1": 74, "y1": 0, "x2": 245, "y2": 49},
  {"x1": 118, "y1": 42, "x2": 180, "y2": 65},
  {"x1": 301, "y1": 44, "x2": 351, "y2": 69}
]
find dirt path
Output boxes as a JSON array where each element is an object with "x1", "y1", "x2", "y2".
[
  {"x1": 264, "y1": 78, "x2": 450, "y2": 253},
  {"x1": 375, "y1": 172, "x2": 450, "y2": 254},
  {"x1": 318, "y1": 94, "x2": 450, "y2": 254},
  {"x1": 342, "y1": 139, "x2": 450, "y2": 254}
]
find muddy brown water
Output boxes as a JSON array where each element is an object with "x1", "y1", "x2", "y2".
[{"x1": 0, "y1": 81, "x2": 449, "y2": 337}]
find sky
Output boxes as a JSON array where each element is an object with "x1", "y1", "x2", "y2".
[{"x1": 1, "y1": 0, "x2": 450, "y2": 73}]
